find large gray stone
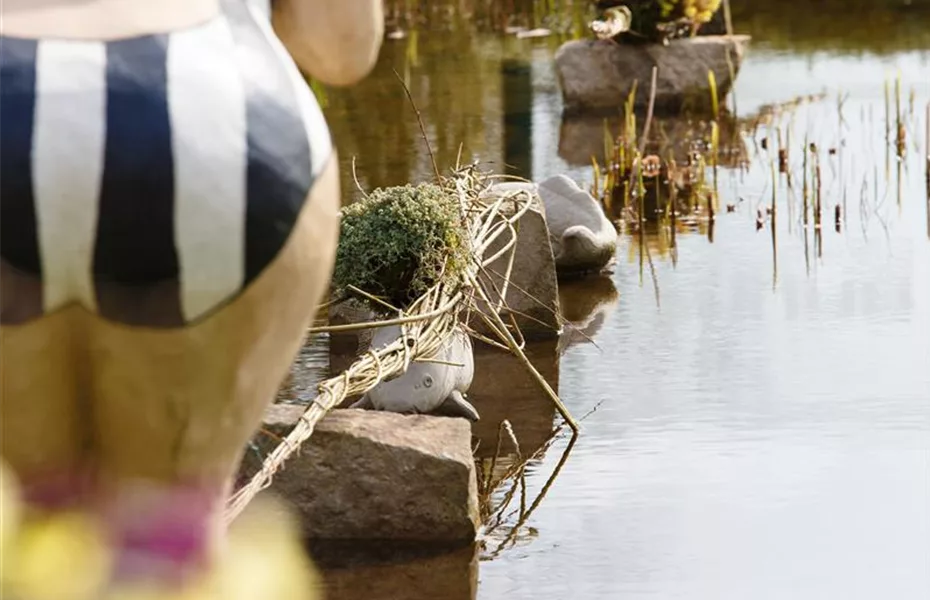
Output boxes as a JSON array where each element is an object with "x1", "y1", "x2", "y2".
[
  {"x1": 254, "y1": 406, "x2": 480, "y2": 543},
  {"x1": 470, "y1": 185, "x2": 561, "y2": 341},
  {"x1": 555, "y1": 35, "x2": 751, "y2": 115}
]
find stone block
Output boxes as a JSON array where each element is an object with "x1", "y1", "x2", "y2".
[
  {"x1": 469, "y1": 186, "x2": 561, "y2": 342},
  {"x1": 253, "y1": 407, "x2": 480, "y2": 543},
  {"x1": 555, "y1": 35, "x2": 751, "y2": 115}
]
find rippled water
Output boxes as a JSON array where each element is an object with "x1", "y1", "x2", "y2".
[{"x1": 311, "y1": 4, "x2": 930, "y2": 598}]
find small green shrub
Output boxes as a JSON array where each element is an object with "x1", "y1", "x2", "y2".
[{"x1": 333, "y1": 183, "x2": 470, "y2": 311}]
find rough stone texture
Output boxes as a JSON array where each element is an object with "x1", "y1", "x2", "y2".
[
  {"x1": 470, "y1": 186, "x2": 561, "y2": 341},
  {"x1": 555, "y1": 35, "x2": 751, "y2": 115},
  {"x1": 256, "y1": 407, "x2": 480, "y2": 543}
]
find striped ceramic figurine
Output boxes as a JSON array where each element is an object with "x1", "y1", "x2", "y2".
[{"x1": 0, "y1": 0, "x2": 383, "y2": 592}]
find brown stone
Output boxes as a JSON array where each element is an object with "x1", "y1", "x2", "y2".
[
  {"x1": 255, "y1": 407, "x2": 480, "y2": 543},
  {"x1": 554, "y1": 35, "x2": 751, "y2": 115}
]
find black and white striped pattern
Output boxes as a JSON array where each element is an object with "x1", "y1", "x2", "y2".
[{"x1": 0, "y1": 0, "x2": 332, "y2": 327}]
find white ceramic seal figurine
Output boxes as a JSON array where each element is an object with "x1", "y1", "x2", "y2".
[
  {"x1": 537, "y1": 174, "x2": 618, "y2": 275},
  {"x1": 351, "y1": 325, "x2": 480, "y2": 422},
  {"x1": 0, "y1": 0, "x2": 383, "y2": 592}
]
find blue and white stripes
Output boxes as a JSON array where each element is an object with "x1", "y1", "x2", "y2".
[{"x1": 0, "y1": 2, "x2": 332, "y2": 327}]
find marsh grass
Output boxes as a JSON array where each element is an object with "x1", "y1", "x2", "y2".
[
  {"x1": 926, "y1": 102, "x2": 930, "y2": 206},
  {"x1": 596, "y1": 78, "x2": 925, "y2": 283}
]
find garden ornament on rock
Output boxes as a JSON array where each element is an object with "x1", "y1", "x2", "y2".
[
  {"x1": 537, "y1": 174, "x2": 618, "y2": 276},
  {"x1": 0, "y1": 0, "x2": 383, "y2": 594},
  {"x1": 483, "y1": 176, "x2": 617, "y2": 276},
  {"x1": 351, "y1": 324, "x2": 480, "y2": 422}
]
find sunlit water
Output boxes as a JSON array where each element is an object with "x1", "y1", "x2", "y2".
[{"x1": 312, "y1": 7, "x2": 930, "y2": 599}]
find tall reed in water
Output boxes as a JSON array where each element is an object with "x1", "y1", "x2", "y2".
[
  {"x1": 813, "y1": 144, "x2": 822, "y2": 229},
  {"x1": 925, "y1": 102, "x2": 930, "y2": 204},
  {"x1": 802, "y1": 133, "x2": 810, "y2": 226},
  {"x1": 771, "y1": 158, "x2": 778, "y2": 288},
  {"x1": 711, "y1": 120, "x2": 720, "y2": 195},
  {"x1": 895, "y1": 73, "x2": 905, "y2": 158},
  {"x1": 708, "y1": 70, "x2": 720, "y2": 121}
]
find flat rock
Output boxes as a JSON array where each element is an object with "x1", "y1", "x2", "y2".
[
  {"x1": 255, "y1": 406, "x2": 480, "y2": 543},
  {"x1": 555, "y1": 35, "x2": 751, "y2": 115}
]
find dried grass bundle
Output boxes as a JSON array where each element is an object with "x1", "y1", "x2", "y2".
[{"x1": 225, "y1": 165, "x2": 577, "y2": 524}]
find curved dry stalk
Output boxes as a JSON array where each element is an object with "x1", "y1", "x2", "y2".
[{"x1": 226, "y1": 167, "x2": 578, "y2": 523}]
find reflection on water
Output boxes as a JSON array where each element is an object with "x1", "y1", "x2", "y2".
[
  {"x1": 300, "y1": 2, "x2": 930, "y2": 598},
  {"x1": 557, "y1": 276, "x2": 620, "y2": 353},
  {"x1": 559, "y1": 110, "x2": 748, "y2": 169},
  {"x1": 470, "y1": 342, "x2": 560, "y2": 462},
  {"x1": 317, "y1": 543, "x2": 479, "y2": 600},
  {"x1": 730, "y1": 0, "x2": 930, "y2": 54}
]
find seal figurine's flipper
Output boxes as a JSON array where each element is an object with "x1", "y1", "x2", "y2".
[
  {"x1": 350, "y1": 394, "x2": 374, "y2": 409},
  {"x1": 435, "y1": 390, "x2": 480, "y2": 422}
]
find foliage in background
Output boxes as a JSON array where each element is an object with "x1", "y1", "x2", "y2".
[
  {"x1": 333, "y1": 183, "x2": 471, "y2": 311},
  {"x1": 598, "y1": 0, "x2": 723, "y2": 42}
]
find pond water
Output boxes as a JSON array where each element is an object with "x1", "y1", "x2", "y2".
[{"x1": 311, "y1": 3, "x2": 930, "y2": 599}]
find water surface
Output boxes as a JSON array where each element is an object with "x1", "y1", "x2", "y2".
[{"x1": 313, "y1": 4, "x2": 930, "y2": 598}]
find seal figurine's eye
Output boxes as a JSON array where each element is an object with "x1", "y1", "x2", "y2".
[{"x1": 422, "y1": 375, "x2": 433, "y2": 388}]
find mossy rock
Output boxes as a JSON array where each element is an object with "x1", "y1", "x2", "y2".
[{"x1": 333, "y1": 183, "x2": 470, "y2": 312}]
